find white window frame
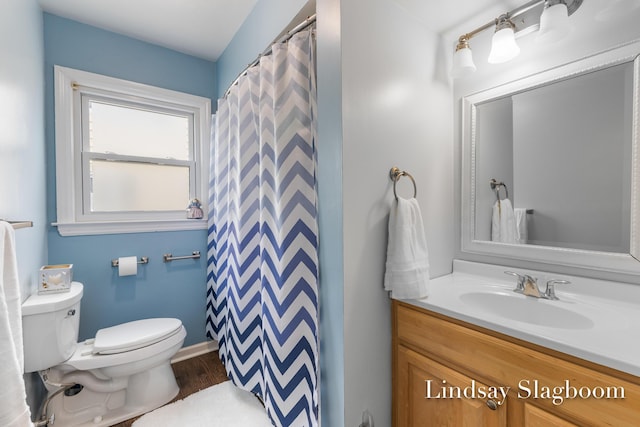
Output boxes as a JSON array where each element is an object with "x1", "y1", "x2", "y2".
[{"x1": 53, "y1": 66, "x2": 211, "y2": 236}]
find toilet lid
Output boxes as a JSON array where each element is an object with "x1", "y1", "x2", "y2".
[{"x1": 93, "y1": 318, "x2": 183, "y2": 355}]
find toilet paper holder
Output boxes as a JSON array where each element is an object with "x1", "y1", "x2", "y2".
[{"x1": 111, "y1": 256, "x2": 149, "y2": 268}]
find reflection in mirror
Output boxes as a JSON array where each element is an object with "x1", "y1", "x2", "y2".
[
  {"x1": 474, "y1": 62, "x2": 633, "y2": 253},
  {"x1": 460, "y1": 40, "x2": 640, "y2": 275}
]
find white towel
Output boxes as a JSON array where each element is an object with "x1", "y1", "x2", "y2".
[
  {"x1": 514, "y1": 208, "x2": 528, "y2": 244},
  {"x1": 491, "y1": 198, "x2": 518, "y2": 244},
  {"x1": 0, "y1": 221, "x2": 33, "y2": 427},
  {"x1": 384, "y1": 198, "x2": 430, "y2": 299}
]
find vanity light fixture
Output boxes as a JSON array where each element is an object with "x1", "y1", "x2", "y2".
[
  {"x1": 537, "y1": 0, "x2": 571, "y2": 43},
  {"x1": 487, "y1": 15, "x2": 520, "y2": 64},
  {"x1": 451, "y1": 37, "x2": 476, "y2": 78},
  {"x1": 451, "y1": 0, "x2": 583, "y2": 77}
]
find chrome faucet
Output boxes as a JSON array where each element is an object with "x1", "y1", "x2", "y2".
[{"x1": 504, "y1": 271, "x2": 570, "y2": 300}]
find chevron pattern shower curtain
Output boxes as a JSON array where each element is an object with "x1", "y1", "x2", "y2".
[{"x1": 206, "y1": 30, "x2": 319, "y2": 427}]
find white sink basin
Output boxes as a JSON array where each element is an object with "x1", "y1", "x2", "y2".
[
  {"x1": 459, "y1": 291, "x2": 594, "y2": 330},
  {"x1": 406, "y1": 260, "x2": 640, "y2": 376}
]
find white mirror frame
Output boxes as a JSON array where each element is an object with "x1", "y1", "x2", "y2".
[{"x1": 461, "y1": 40, "x2": 640, "y2": 275}]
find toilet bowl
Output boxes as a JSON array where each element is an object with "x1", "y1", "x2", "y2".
[{"x1": 22, "y1": 282, "x2": 187, "y2": 427}]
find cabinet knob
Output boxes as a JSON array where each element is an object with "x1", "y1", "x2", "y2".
[{"x1": 486, "y1": 399, "x2": 499, "y2": 410}]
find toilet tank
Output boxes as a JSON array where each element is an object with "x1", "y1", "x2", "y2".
[{"x1": 22, "y1": 282, "x2": 83, "y2": 373}]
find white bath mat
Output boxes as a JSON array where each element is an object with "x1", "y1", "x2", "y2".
[{"x1": 132, "y1": 381, "x2": 273, "y2": 427}]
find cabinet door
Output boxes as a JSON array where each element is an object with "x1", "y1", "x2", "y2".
[
  {"x1": 395, "y1": 345, "x2": 507, "y2": 427},
  {"x1": 523, "y1": 403, "x2": 579, "y2": 427}
]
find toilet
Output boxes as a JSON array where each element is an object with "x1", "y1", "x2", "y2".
[{"x1": 22, "y1": 282, "x2": 186, "y2": 427}]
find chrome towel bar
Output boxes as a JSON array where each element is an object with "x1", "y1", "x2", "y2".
[
  {"x1": 1, "y1": 220, "x2": 34, "y2": 230},
  {"x1": 163, "y1": 251, "x2": 201, "y2": 263}
]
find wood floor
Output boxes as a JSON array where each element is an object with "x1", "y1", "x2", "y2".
[{"x1": 112, "y1": 351, "x2": 229, "y2": 427}]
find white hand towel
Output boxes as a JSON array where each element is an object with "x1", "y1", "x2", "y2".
[
  {"x1": 0, "y1": 221, "x2": 34, "y2": 427},
  {"x1": 514, "y1": 208, "x2": 528, "y2": 244},
  {"x1": 491, "y1": 198, "x2": 518, "y2": 244},
  {"x1": 384, "y1": 198, "x2": 430, "y2": 299}
]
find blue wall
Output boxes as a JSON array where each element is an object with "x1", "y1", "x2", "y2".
[
  {"x1": 0, "y1": 0, "x2": 47, "y2": 301},
  {"x1": 44, "y1": 13, "x2": 216, "y2": 346},
  {"x1": 217, "y1": 0, "x2": 311, "y2": 92},
  {"x1": 1, "y1": 0, "x2": 49, "y2": 418}
]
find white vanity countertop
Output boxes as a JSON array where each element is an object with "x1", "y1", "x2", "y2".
[{"x1": 405, "y1": 260, "x2": 640, "y2": 377}]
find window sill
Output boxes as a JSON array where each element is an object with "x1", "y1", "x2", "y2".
[{"x1": 53, "y1": 219, "x2": 208, "y2": 236}]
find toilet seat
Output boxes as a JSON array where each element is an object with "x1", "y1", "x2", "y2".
[
  {"x1": 62, "y1": 320, "x2": 186, "y2": 371},
  {"x1": 93, "y1": 318, "x2": 183, "y2": 355}
]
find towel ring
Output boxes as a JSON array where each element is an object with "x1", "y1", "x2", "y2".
[
  {"x1": 390, "y1": 167, "x2": 417, "y2": 200},
  {"x1": 489, "y1": 178, "x2": 508, "y2": 201}
]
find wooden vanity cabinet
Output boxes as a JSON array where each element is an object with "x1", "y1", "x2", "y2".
[
  {"x1": 397, "y1": 345, "x2": 508, "y2": 426},
  {"x1": 392, "y1": 301, "x2": 640, "y2": 427}
]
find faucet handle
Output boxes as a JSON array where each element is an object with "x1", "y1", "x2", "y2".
[
  {"x1": 504, "y1": 271, "x2": 525, "y2": 291},
  {"x1": 545, "y1": 279, "x2": 570, "y2": 300}
]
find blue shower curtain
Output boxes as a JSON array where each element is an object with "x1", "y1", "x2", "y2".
[{"x1": 206, "y1": 30, "x2": 319, "y2": 427}]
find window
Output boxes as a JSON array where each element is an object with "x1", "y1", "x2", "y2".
[{"x1": 53, "y1": 66, "x2": 210, "y2": 236}]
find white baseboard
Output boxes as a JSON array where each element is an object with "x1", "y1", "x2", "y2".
[{"x1": 171, "y1": 340, "x2": 219, "y2": 364}]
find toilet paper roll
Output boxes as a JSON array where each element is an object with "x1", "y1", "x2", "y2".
[{"x1": 118, "y1": 256, "x2": 138, "y2": 277}]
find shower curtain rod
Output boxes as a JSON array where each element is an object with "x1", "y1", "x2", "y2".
[{"x1": 224, "y1": 13, "x2": 317, "y2": 98}]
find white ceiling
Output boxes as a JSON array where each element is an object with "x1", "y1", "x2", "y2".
[
  {"x1": 37, "y1": 0, "x2": 523, "y2": 62},
  {"x1": 38, "y1": 0, "x2": 258, "y2": 61}
]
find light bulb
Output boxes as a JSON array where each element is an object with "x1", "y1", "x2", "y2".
[
  {"x1": 537, "y1": 1, "x2": 571, "y2": 43},
  {"x1": 488, "y1": 18, "x2": 520, "y2": 64},
  {"x1": 451, "y1": 38, "x2": 476, "y2": 78}
]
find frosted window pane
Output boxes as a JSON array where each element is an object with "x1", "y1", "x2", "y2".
[
  {"x1": 90, "y1": 161, "x2": 189, "y2": 212},
  {"x1": 89, "y1": 101, "x2": 190, "y2": 160}
]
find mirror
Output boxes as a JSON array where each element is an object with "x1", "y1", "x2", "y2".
[{"x1": 461, "y1": 41, "x2": 640, "y2": 274}]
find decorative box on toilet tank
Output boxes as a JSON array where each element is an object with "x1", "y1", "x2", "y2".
[{"x1": 39, "y1": 264, "x2": 73, "y2": 294}]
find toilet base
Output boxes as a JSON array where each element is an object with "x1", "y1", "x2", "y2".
[{"x1": 45, "y1": 362, "x2": 179, "y2": 427}]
